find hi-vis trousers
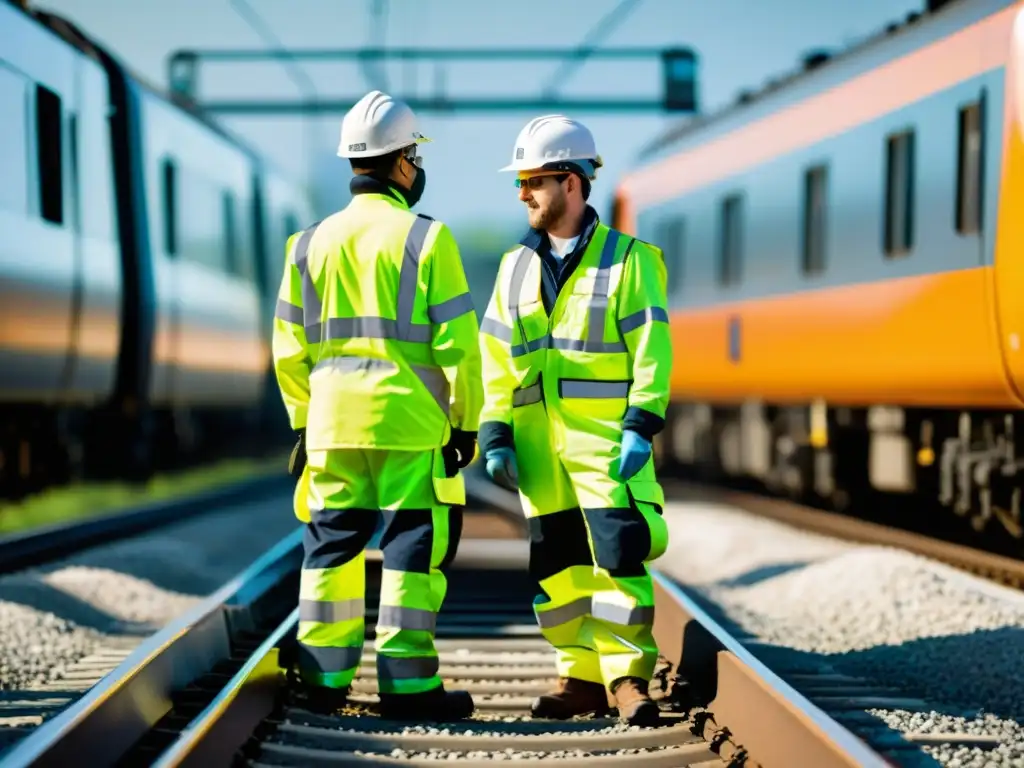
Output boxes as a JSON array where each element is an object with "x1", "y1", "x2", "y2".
[
  {"x1": 512, "y1": 396, "x2": 669, "y2": 687},
  {"x1": 294, "y1": 448, "x2": 462, "y2": 696}
]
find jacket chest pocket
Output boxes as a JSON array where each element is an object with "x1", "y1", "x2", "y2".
[{"x1": 514, "y1": 300, "x2": 549, "y2": 354}]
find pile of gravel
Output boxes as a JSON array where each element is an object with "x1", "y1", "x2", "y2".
[
  {"x1": 657, "y1": 501, "x2": 1024, "y2": 767},
  {"x1": 0, "y1": 492, "x2": 298, "y2": 692}
]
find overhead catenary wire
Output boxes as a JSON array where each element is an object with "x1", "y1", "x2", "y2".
[
  {"x1": 227, "y1": 0, "x2": 320, "y2": 172},
  {"x1": 539, "y1": 0, "x2": 645, "y2": 100}
]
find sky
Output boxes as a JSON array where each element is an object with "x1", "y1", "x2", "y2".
[{"x1": 36, "y1": 0, "x2": 925, "y2": 232}]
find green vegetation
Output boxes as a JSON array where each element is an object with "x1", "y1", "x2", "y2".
[{"x1": 0, "y1": 455, "x2": 288, "y2": 536}]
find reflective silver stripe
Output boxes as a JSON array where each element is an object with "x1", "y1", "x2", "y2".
[
  {"x1": 377, "y1": 654, "x2": 440, "y2": 681},
  {"x1": 512, "y1": 381, "x2": 542, "y2": 407},
  {"x1": 293, "y1": 224, "x2": 322, "y2": 329},
  {"x1": 428, "y1": 292, "x2": 475, "y2": 324},
  {"x1": 377, "y1": 605, "x2": 437, "y2": 632},
  {"x1": 481, "y1": 316, "x2": 512, "y2": 342},
  {"x1": 275, "y1": 298, "x2": 304, "y2": 326},
  {"x1": 534, "y1": 597, "x2": 654, "y2": 630},
  {"x1": 305, "y1": 316, "x2": 433, "y2": 345},
  {"x1": 511, "y1": 335, "x2": 627, "y2": 358},
  {"x1": 411, "y1": 363, "x2": 451, "y2": 414},
  {"x1": 591, "y1": 600, "x2": 655, "y2": 627},
  {"x1": 508, "y1": 246, "x2": 535, "y2": 351},
  {"x1": 297, "y1": 643, "x2": 362, "y2": 672},
  {"x1": 534, "y1": 596, "x2": 591, "y2": 629},
  {"x1": 506, "y1": 234, "x2": 639, "y2": 357},
  {"x1": 311, "y1": 356, "x2": 398, "y2": 375},
  {"x1": 508, "y1": 246, "x2": 533, "y2": 313},
  {"x1": 299, "y1": 597, "x2": 365, "y2": 623},
  {"x1": 585, "y1": 230, "x2": 621, "y2": 345},
  {"x1": 298, "y1": 215, "x2": 438, "y2": 345},
  {"x1": 552, "y1": 337, "x2": 627, "y2": 353},
  {"x1": 559, "y1": 380, "x2": 630, "y2": 399},
  {"x1": 397, "y1": 215, "x2": 433, "y2": 342},
  {"x1": 619, "y1": 306, "x2": 669, "y2": 334},
  {"x1": 293, "y1": 214, "x2": 450, "y2": 417}
]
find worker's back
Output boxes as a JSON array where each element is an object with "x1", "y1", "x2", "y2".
[{"x1": 298, "y1": 190, "x2": 470, "y2": 453}]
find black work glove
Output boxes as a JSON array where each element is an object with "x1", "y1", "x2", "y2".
[
  {"x1": 441, "y1": 429, "x2": 477, "y2": 478},
  {"x1": 288, "y1": 429, "x2": 306, "y2": 478}
]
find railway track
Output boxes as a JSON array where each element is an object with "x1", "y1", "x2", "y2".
[
  {"x1": 0, "y1": 467, "x2": 896, "y2": 767},
  {"x1": 0, "y1": 474, "x2": 300, "y2": 753}
]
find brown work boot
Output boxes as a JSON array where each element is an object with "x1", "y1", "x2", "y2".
[
  {"x1": 531, "y1": 677, "x2": 610, "y2": 719},
  {"x1": 611, "y1": 677, "x2": 661, "y2": 726}
]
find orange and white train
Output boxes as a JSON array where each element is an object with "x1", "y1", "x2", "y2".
[{"x1": 613, "y1": 0, "x2": 1024, "y2": 543}]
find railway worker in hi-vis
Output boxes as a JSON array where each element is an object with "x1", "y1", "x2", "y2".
[
  {"x1": 272, "y1": 90, "x2": 483, "y2": 721},
  {"x1": 478, "y1": 115, "x2": 673, "y2": 726}
]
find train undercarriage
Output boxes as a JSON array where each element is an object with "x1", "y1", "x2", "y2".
[
  {"x1": 0, "y1": 386, "x2": 291, "y2": 502},
  {"x1": 657, "y1": 400, "x2": 1024, "y2": 558}
]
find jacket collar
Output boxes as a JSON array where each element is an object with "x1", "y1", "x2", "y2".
[
  {"x1": 518, "y1": 205, "x2": 603, "y2": 313},
  {"x1": 349, "y1": 175, "x2": 410, "y2": 208},
  {"x1": 519, "y1": 204, "x2": 600, "y2": 258}
]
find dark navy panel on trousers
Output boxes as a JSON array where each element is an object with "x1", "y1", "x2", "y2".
[
  {"x1": 583, "y1": 507, "x2": 652, "y2": 578},
  {"x1": 379, "y1": 509, "x2": 435, "y2": 574},
  {"x1": 303, "y1": 507, "x2": 380, "y2": 570},
  {"x1": 437, "y1": 507, "x2": 463, "y2": 570},
  {"x1": 527, "y1": 508, "x2": 594, "y2": 583}
]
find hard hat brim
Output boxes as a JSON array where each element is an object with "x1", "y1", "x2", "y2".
[
  {"x1": 499, "y1": 157, "x2": 601, "y2": 178},
  {"x1": 337, "y1": 133, "x2": 433, "y2": 159},
  {"x1": 499, "y1": 159, "x2": 541, "y2": 173}
]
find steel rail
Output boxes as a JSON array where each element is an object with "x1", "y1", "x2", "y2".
[
  {"x1": 469, "y1": 467, "x2": 891, "y2": 768},
  {"x1": 0, "y1": 527, "x2": 304, "y2": 767},
  {"x1": 651, "y1": 572, "x2": 889, "y2": 767}
]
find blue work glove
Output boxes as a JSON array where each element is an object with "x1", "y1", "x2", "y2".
[
  {"x1": 485, "y1": 447, "x2": 519, "y2": 490},
  {"x1": 618, "y1": 429, "x2": 651, "y2": 481}
]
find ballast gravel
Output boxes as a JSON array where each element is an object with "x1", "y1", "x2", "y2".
[
  {"x1": 656, "y1": 500, "x2": 1024, "y2": 767},
  {"x1": 0, "y1": 488, "x2": 297, "y2": 693}
]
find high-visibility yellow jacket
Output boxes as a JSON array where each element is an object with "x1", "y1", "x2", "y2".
[
  {"x1": 477, "y1": 207, "x2": 672, "y2": 470},
  {"x1": 272, "y1": 177, "x2": 483, "y2": 453}
]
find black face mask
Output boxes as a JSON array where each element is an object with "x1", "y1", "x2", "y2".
[{"x1": 403, "y1": 166, "x2": 426, "y2": 208}]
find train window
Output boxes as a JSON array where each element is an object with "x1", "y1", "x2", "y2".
[
  {"x1": 222, "y1": 191, "x2": 238, "y2": 274},
  {"x1": 718, "y1": 194, "x2": 743, "y2": 286},
  {"x1": 884, "y1": 130, "x2": 915, "y2": 257},
  {"x1": 956, "y1": 101, "x2": 983, "y2": 234},
  {"x1": 802, "y1": 165, "x2": 828, "y2": 275},
  {"x1": 658, "y1": 216, "x2": 685, "y2": 296},
  {"x1": 162, "y1": 158, "x2": 177, "y2": 256},
  {"x1": 35, "y1": 84, "x2": 63, "y2": 225}
]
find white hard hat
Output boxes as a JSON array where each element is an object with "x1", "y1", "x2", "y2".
[
  {"x1": 499, "y1": 115, "x2": 603, "y2": 178},
  {"x1": 337, "y1": 90, "x2": 431, "y2": 159}
]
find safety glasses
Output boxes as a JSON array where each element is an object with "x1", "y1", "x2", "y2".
[{"x1": 515, "y1": 173, "x2": 568, "y2": 190}]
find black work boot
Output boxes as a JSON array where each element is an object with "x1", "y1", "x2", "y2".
[
  {"x1": 611, "y1": 676, "x2": 661, "y2": 726},
  {"x1": 301, "y1": 684, "x2": 351, "y2": 714},
  {"x1": 530, "y1": 677, "x2": 610, "y2": 719},
  {"x1": 378, "y1": 686, "x2": 475, "y2": 721}
]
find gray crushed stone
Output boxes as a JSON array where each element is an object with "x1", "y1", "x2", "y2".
[
  {"x1": 0, "y1": 490, "x2": 297, "y2": 692},
  {"x1": 656, "y1": 500, "x2": 1024, "y2": 767}
]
